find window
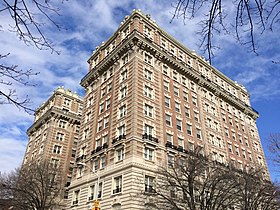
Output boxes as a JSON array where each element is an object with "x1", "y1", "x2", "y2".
[
  {"x1": 106, "y1": 99, "x2": 110, "y2": 109},
  {"x1": 185, "y1": 107, "x2": 190, "y2": 118},
  {"x1": 232, "y1": 132, "x2": 236, "y2": 140},
  {"x1": 113, "y1": 176, "x2": 122, "y2": 194},
  {"x1": 161, "y1": 38, "x2": 167, "y2": 49},
  {"x1": 103, "y1": 135, "x2": 108, "y2": 144},
  {"x1": 166, "y1": 114, "x2": 172, "y2": 126},
  {"x1": 120, "y1": 86, "x2": 127, "y2": 99},
  {"x1": 235, "y1": 146, "x2": 240, "y2": 156},
  {"x1": 116, "y1": 147, "x2": 124, "y2": 161},
  {"x1": 122, "y1": 54, "x2": 128, "y2": 65},
  {"x1": 144, "y1": 147, "x2": 154, "y2": 161},
  {"x1": 88, "y1": 185, "x2": 95, "y2": 201},
  {"x1": 176, "y1": 119, "x2": 182, "y2": 131},
  {"x1": 166, "y1": 133, "x2": 173, "y2": 144},
  {"x1": 175, "y1": 102, "x2": 180, "y2": 112},
  {"x1": 228, "y1": 143, "x2": 233, "y2": 153},
  {"x1": 53, "y1": 145, "x2": 62, "y2": 154},
  {"x1": 187, "y1": 124, "x2": 192, "y2": 135},
  {"x1": 51, "y1": 158, "x2": 59, "y2": 169},
  {"x1": 84, "y1": 128, "x2": 89, "y2": 139},
  {"x1": 58, "y1": 120, "x2": 66, "y2": 128},
  {"x1": 119, "y1": 105, "x2": 126, "y2": 118},
  {"x1": 145, "y1": 104, "x2": 153, "y2": 118},
  {"x1": 144, "y1": 26, "x2": 153, "y2": 39},
  {"x1": 194, "y1": 112, "x2": 199, "y2": 122},
  {"x1": 163, "y1": 65, "x2": 169, "y2": 75},
  {"x1": 182, "y1": 77, "x2": 187, "y2": 86},
  {"x1": 225, "y1": 128, "x2": 229, "y2": 137},
  {"x1": 102, "y1": 72, "x2": 107, "y2": 82},
  {"x1": 145, "y1": 176, "x2": 155, "y2": 193},
  {"x1": 108, "y1": 83, "x2": 112, "y2": 92},
  {"x1": 164, "y1": 80, "x2": 169, "y2": 91},
  {"x1": 178, "y1": 138, "x2": 184, "y2": 148},
  {"x1": 118, "y1": 125, "x2": 125, "y2": 136},
  {"x1": 94, "y1": 160, "x2": 98, "y2": 172},
  {"x1": 188, "y1": 142, "x2": 194, "y2": 151},
  {"x1": 121, "y1": 70, "x2": 127, "y2": 81},
  {"x1": 123, "y1": 26, "x2": 129, "y2": 38},
  {"x1": 165, "y1": 97, "x2": 170, "y2": 107},
  {"x1": 144, "y1": 53, "x2": 152, "y2": 65},
  {"x1": 144, "y1": 86, "x2": 153, "y2": 98},
  {"x1": 56, "y1": 132, "x2": 64, "y2": 141},
  {"x1": 98, "y1": 183, "x2": 102, "y2": 198},
  {"x1": 100, "y1": 102, "x2": 104, "y2": 113},
  {"x1": 174, "y1": 86, "x2": 179, "y2": 96},
  {"x1": 98, "y1": 120, "x2": 103, "y2": 131},
  {"x1": 88, "y1": 97, "x2": 93, "y2": 107},
  {"x1": 168, "y1": 155, "x2": 174, "y2": 167},
  {"x1": 173, "y1": 71, "x2": 178, "y2": 81},
  {"x1": 183, "y1": 91, "x2": 188, "y2": 102},
  {"x1": 86, "y1": 112, "x2": 91, "y2": 122},
  {"x1": 73, "y1": 190, "x2": 80, "y2": 205},
  {"x1": 104, "y1": 117, "x2": 109, "y2": 128},
  {"x1": 64, "y1": 98, "x2": 71, "y2": 107},
  {"x1": 196, "y1": 128, "x2": 201, "y2": 139},
  {"x1": 144, "y1": 124, "x2": 153, "y2": 136},
  {"x1": 101, "y1": 87, "x2": 106, "y2": 97},
  {"x1": 144, "y1": 68, "x2": 152, "y2": 80},
  {"x1": 242, "y1": 149, "x2": 246, "y2": 159},
  {"x1": 192, "y1": 96, "x2": 197, "y2": 106},
  {"x1": 96, "y1": 139, "x2": 101, "y2": 148},
  {"x1": 101, "y1": 156, "x2": 106, "y2": 169}
]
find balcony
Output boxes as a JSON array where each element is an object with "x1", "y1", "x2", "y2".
[
  {"x1": 88, "y1": 195, "x2": 94, "y2": 201},
  {"x1": 165, "y1": 141, "x2": 172, "y2": 148},
  {"x1": 72, "y1": 200, "x2": 78, "y2": 205},
  {"x1": 112, "y1": 134, "x2": 126, "y2": 144},
  {"x1": 142, "y1": 133, "x2": 159, "y2": 143},
  {"x1": 177, "y1": 146, "x2": 184, "y2": 152},
  {"x1": 113, "y1": 187, "x2": 122, "y2": 194},
  {"x1": 91, "y1": 143, "x2": 109, "y2": 156},
  {"x1": 145, "y1": 185, "x2": 155, "y2": 193}
]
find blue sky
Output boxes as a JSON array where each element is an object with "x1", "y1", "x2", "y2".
[{"x1": 0, "y1": 0, "x2": 279, "y2": 181}]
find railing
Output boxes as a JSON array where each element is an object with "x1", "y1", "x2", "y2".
[
  {"x1": 112, "y1": 134, "x2": 126, "y2": 144},
  {"x1": 91, "y1": 143, "x2": 109, "y2": 156},
  {"x1": 142, "y1": 133, "x2": 159, "y2": 143},
  {"x1": 113, "y1": 187, "x2": 122, "y2": 194}
]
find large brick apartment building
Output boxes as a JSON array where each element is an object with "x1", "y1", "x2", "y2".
[
  {"x1": 22, "y1": 8, "x2": 269, "y2": 210},
  {"x1": 64, "y1": 9, "x2": 269, "y2": 210}
]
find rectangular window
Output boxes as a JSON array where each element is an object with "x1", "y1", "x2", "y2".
[
  {"x1": 165, "y1": 97, "x2": 170, "y2": 107},
  {"x1": 185, "y1": 107, "x2": 190, "y2": 118},
  {"x1": 120, "y1": 86, "x2": 127, "y2": 99},
  {"x1": 101, "y1": 156, "x2": 106, "y2": 169},
  {"x1": 83, "y1": 128, "x2": 89, "y2": 139},
  {"x1": 187, "y1": 124, "x2": 192, "y2": 135},
  {"x1": 174, "y1": 86, "x2": 179, "y2": 96},
  {"x1": 173, "y1": 71, "x2": 178, "y2": 81},
  {"x1": 228, "y1": 143, "x2": 233, "y2": 153},
  {"x1": 58, "y1": 120, "x2": 66, "y2": 129},
  {"x1": 183, "y1": 91, "x2": 188, "y2": 102},
  {"x1": 176, "y1": 119, "x2": 182, "y2": 131},
  {"x1": 144, "y1": 68, "x2": 152, "y2": 80},
  {"x1": 118, "y1": 125, "x2": 125, "y2": 136},
  {"x1": 166, "y1": 133, "x2": 173, "y2": 144},
  {"x1": 144, "y1": 124, "x2": 153, "y2": 136},
  {"x1": 119, "y1": 105, "x2": 127, "y2": 118},
  {"x1": 175, "y1": 102, "x2": 180, "y2": 112},
  {"x1": 194, "y1": 112, "x2": 199, "y2": 122},
  {"x1": 101, "y1": 87, "x2": 106, "y2": 97},
  {"x1": 144, "y1": 26, "x2": 153, "y2": 39},
  {"x1": 178, "y1": 138, "x2": 184, "y2": 148},
  {"x1": 53, "y1": 145, "x2": 62, "y2": 154},
  {"x1": 166, "y1": 114, "x2": 172, "y2": 126},
  {"x1": 98, "y1": 120, "x2": 102, "y2": 132},
  {"x1": 144, "y1": 147, "x2": 154, "y2": 161},
  {"x1": 103, "y1": 135, "x2": 108, "y2": 144},
  {"x1": 64, "y1": 98, "x2": 71, "y2": 107},
  {"x1": 116, "y1": 148, "x2": 124, "y2": 161},
  {"x1": 145, "y1": 176, "x2": 155, "y2": 193},
  {"x1": 86, "y1": 112, "x2": 91, "y2": 122},
  {"x1": 108, "y1": 83, "x2": 112, "y2": 92},
  {"x1": 113, "y1": 176, "x2": 122, "y2": 194},
  {"x1": 122, "y1": 54, "x2": 128, "y2": 65},
  {"x1": 164, "y1": 80, "x2": 169, "y2": 91},
  {"x1": 104, "y1": 117, "x2": 109, "y2": 128},
  {"x1": 196, "y1": 128, "x2": 201, "y2": 139},
  {"x1": 106, "y1": 99, "x2": 110, "y2": 109},
  {"x1": 94, "y1": 160, "x2": 98, "y2": 172},
  {"x1": 121, "y1": 70, "x2": 127, "y2": 81},
  {"x1": 163, "y1": 65, "x2": 169, "y2": 75},
  {"x1": 88, "y1": 185, "x2": 95, "y2": 201},
  {"x1": 100, "y1": 102, "x2": 104, "y2": 113},
  {"x1": 235, "y1": 146, "x2": 240, "y2": 156},
  {"x1": 168, "y1": 155, "x2": 174, "y2": 167},
  {"x1": 56, "y1": 132, "x2": 64, "y2": 141},
  {"x1": 144, "y1": 86, "x2": 153, "y2": 98},
  {"x1": 192, "y1": 96, "x2": 197, "y2": 106},
  {"x1": 188, "y1": 142, "x2": 194, "y2": 151},
  {"x1": 145, "y1": 53, "x2": 152, "y2": 65},
  {"x1": 73, "y1": 190, "x2": 80, "y2": 205},
  {"x1": 98, "y1": 183, "x2": 102, "y2": 199},
  {"x1": 145, "y1": 104, "x2": 153, "y2": 118}
]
